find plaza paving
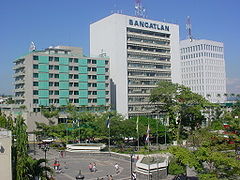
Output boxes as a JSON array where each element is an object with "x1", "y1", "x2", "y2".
[{"x1": 30, "y1": 146, "x2": 134, "y2": 180}]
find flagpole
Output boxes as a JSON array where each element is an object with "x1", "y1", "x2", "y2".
[
  {"x1": 137, "y1": 116, "x2": 140, "y2": 151},
  {"x1": 148, "y1": 119, "x2": 150, "y2": 180},
  {"x1": 108, "y1": 117, "x2": 111, "y2": 154}
]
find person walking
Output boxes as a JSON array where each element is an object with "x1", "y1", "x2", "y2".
[
  {"x1": 93, "y1": 162, "x2": 97, "y2": 172},
  {"x1": 114, "y1": 163, "x2": 119, "y2": 174},
  {"x1": 88, "y1": 163, "x2": 93, "y2": 172}
]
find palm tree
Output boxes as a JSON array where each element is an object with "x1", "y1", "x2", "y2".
[{"x1": 26, "y1": 157, "x2": 53, "y2": 180}]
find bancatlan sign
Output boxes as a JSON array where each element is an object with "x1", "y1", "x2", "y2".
[{"x1": 129, "y1": 19, "x2": 170, "y2": 31}]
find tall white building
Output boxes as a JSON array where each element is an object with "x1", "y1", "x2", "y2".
[
  {"x1": 90, "y1": 13, "x2": 181, "y2": 117},
  {"x1": 180, "y1": 39, "x2": 226, "y2": 103}
]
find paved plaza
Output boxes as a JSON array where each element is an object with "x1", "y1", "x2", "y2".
[{"x1": 30, "y1": 145, "x2": 134, "y2": 180}]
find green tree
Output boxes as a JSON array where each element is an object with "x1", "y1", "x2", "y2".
[
  {"x1": 150, "y1": 81, "x2": 209, "y2": 143},
  {"x1": 13, "y1": 115, "x2": 29, "y2": 180},
  {"x1": 25, "y1": 157, "x2": 52, "y2": 180}
]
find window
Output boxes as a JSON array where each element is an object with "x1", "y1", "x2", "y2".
[
  {"x1": 69, "y1": 91, "x2": 73, "y2": 95},
  {"x1": 74, "y1": 99, "x2": 79, "y2": 103},
  {"x1": 49, "y1": 74, "x2": 54, "y2": 78},
  {"x1": 33, "y1": 82, "x2": 38, "y2": 86},
  {"x1": 54, "y1": 82, "x2": 59, "y2": 86},
  {"x1": 33, "y1": 64, "x2": 38, "y2": 69},
  {"x1": 49, "y1": 56, "x2": 53, "y2": 61},
  {"x1": 105, "y1": 61, "x2": 109, "y2": 65},
  {"x1": 54, "y1": 57, "x2": 59, "y2": 62},
  {"x1": 54, "y1": 74, "x2": 59, "y2": 78},
  {"x1": 87, "y1": 59, "x2": 91, "y2": 64},
  {"x1": 54, "y1": 91, "x2": 59, "y2": 95},
  {"x1": 74, "y1": 91, "x2": 79, "y2": 95},
  {"x1": 69, "y1": 66, "x2": 73, "y2": 70},
  {"x1": 33, "y1": 73, "x2": 38, "y2": 78},
  {"x1": 105, "y1": 83, "x2": 109, "y2": 87},
  {"x1": 74, "y1": 66, "x2": 78, "y2": 71},
  {"x1": 105, "y1": 76, "x2": 109, "y2": 80},
  {"x1": 33, "y1": 90, "x2": 38, "y2": 95},
  {"x1": 74, "y1": 58, "x2": 78, "y2": 63},
  {"x1": 33, "y1": 99, "x2": 38, "y2": 104},
  {"x1": 54, "y1": 65, "x2": 59, "y2": 70},
  {"x1": 49, "y1": 91, "x2": 54, "y2": 95},
  {"x1": 74, "y1": 74, "x2": 79, "y2": 79},
  {"x1": 105, "y1": 68, "x2": 109, "y2": 72},
  {"x1": 33, "y1": 56, "x2": 39, "y2": 60},
  {"x1": 49, "y1": 65, "x2": 53, "y2": 70},
  {"x1": 69, "y1": 82, "x2": 73, "y2": 87},
  {"x1": 92, "y1": 60, "x2": 96, "y2": 64},
  {"x1": 49, "y1": 82, "x2": 53, "y2": 86},
  {"x1": 74, "y1": 83, "x2": 78, "y2": 87},
  {"x1": 69, "y1": 58, "x2": 73, "y2": 62}
]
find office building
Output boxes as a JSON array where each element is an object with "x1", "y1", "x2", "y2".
[
  {"x1": 90, "y1": 13, "x2": 181, "y2": 118},
  {"x1": 13, "y1": 46, "x2": 110, "y2": 130},
  {"x1": 180, "y1": 39, "x2": 226, "y2": 103}
]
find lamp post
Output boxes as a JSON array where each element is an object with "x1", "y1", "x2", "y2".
[
  {"x1": 41, "y1": 143, "x2": 50, "y2": 176},
  {"x1": 130, "y1": 153, "x2": 133, "y2": 180}
]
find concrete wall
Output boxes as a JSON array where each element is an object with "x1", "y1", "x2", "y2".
[{"x1": 0, "y1": 130, "x2": 12, "y2": 180}]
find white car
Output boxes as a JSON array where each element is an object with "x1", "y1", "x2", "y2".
[{"x1": 42, "y1": 138, "x2": 54, "y2": 143}]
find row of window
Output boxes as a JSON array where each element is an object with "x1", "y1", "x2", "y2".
[
  {"x1": 128, "y1": 71, "x2": 171, "y2": 77},
  {"x1": 33, "y1": 90, "x2": 109, "y2": 96},
  {"x1": 181, "y1": 52, "x2": 224, "y2": 60},
  {"x1": 127, "y1": 37, "x2": 170, "y2": 46},
  {"x1": 33, "y1": 56, "x2": 109, "y2": 65},
  {"x1": 128, "y1": 45, "x2": 170, "y2": 54},
  {"x1": 128, "y1": 62, "x2": 170, "y2": 70},
  {"x1": 128, "y1": 53, "x2": 170, "y2": 62},
  {"x1": 33, "y1": 82, "x2": 109, "y2": 88},
  {"x1": 127, "y1": 28, "x2": 171, "y2": 38},
  {"x1": 181, "y1": 44, "x2": 223, "y2": 54},
  {"x1": 33, "y1": 98, "x2": 109, "y2": 104},
  {"x1": 128, "y1": 88, "x2": 151, "y2": 94},
  {"x1": 181, "y1": 58, "x2": 224, "y2": 67}
]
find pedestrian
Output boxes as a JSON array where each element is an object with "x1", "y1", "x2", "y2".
[
  {"x1": 88, "y1": 163, "x2": 93, "y2": 172},
  {"x1": 114, "y1": 163, "x2": 119, "y2": 174},
  {"x1": 93, "y1": 162, "x2": 97, "y2": 172},
  {"x1": 109, "y1": 175, "x2": 113, "y2": 180},
  {"x1": 60, "y1": 150, "x2": 64, "y2": 158}
]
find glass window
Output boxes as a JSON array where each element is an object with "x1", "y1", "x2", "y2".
[
  {"x1": 49, "y1": 56, "x2": 53, "y2": 61},
  {"x1": 49, "y1": 74, "x2": 54, "y2": 78},
  {"x1": 54, "y1": 57, "x2": 59, "y2": 62},
  {"x1": 33, "y1": 82, "x2": 38, "y2": 86},
  {"x1": 74, "y1": 74, "x2": 79, "y2": 79},
  {"x1": 49, "y1": 82, "x2": 53, "y2": 86},
  {"x1": 74, "y1": 91, "x2": 79, "y2": 95},
  {"x1": 69, "y1": 58, "x2": 73, "y2": 62},
  {"x1": 54, "y1": 82, "x2": 59, "y2": 86},
  {"x1": 33, "y1": 64, "x2": 38, "y2": 69},
  {"x1": 74, "y1": 66, "x2": 78, "y2": 71},
  {"x1": 74, "y1": 99, "x2": 79, "y2": 103},
  {"x1": 49, "y1": 91, "x2": 54, "y2": 95},
  {"x1": 49, "y1": 65, "x2": 53, "y2": 70},
  {"x1": 33, "y1": 73, "x2": 38, "y2": 78},
  {"x1": 74, "y1": 58, "x2": 78, "y2": 63},
  {"x1": 33, "y1": 56, "x2": 39, "y2": 60},
  {"x1": 54, "y1": 65, "x2": 59, "y2": 70},
  {"x1": 54, "y1": 91, "x2": 59, "y2": 95},
  {"x1": 33, "y1": 99, "x2": 38, "y2": 104},
  {"x1": 33, "y1": 90, "x2": 38, "y2": 95},
  {"x1": 74, "y1": 83, "x2": 78, "y2": 87},
  {"x1": 54, "y1": 74, "x2": 59, "y2": 78},
  {"x1": 92, "y1": 60, "x2": 96, "y2": 64}
]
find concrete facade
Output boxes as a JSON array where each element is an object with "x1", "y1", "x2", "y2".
[
  {"x1": 90, "y1": 13, "x2": 181, "y2": 118},
  {"x1": 180, "y1": 39, "x2": 226, "y2": 103},
  {"x1": 0, "y1": 129, "x2": 12, "y2": 180}
]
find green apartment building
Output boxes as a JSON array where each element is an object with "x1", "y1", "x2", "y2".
[{"x1": 13, "y1": 46, "x2": 110, "y2": 114}]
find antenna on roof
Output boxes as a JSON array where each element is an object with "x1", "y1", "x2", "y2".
[
  {"x1": 186, "y1": 16, "x2": 193, "y2": 42},
  {"x1": 134, "y1": 0, "x2": 146, "y2": 18},
  {"x1": 29, "y1": 41, "x2": 36, "y2": 52}
]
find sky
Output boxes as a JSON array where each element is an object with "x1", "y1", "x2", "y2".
[{"x1": 0, "y1": 0, "x2": 240, "y2": 95}]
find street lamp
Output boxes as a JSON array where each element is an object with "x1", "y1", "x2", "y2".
[
  {"x1": 41, "y1": 143, "x2": 50, "y2": 176},
  {"x1": 130, "y1": 154, "x2": 133, "y2": 180}
]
